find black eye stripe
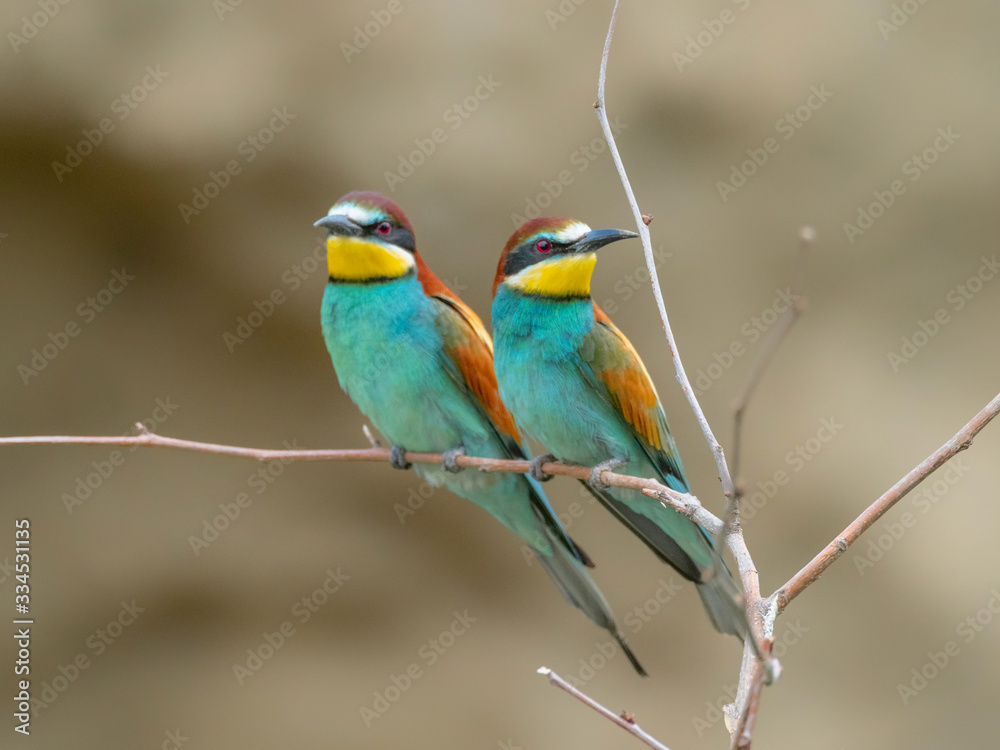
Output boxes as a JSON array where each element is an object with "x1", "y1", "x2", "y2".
[
  {"x1": 360, "y1": 221, "x2": 416, "y2": 253},
  {"x1": 502, "y1": 236, "x2": 569, "y2": 277}
]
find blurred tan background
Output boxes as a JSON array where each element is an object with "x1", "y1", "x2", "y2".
[{"x1": 2, "y1": 1, "x2": 999, "y2": 748}]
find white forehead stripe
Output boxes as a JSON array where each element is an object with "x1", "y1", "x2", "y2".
[
  {"x1": 328, "y1": 202, "x2": 382, "y2": 226},
  {"x1": 552, "y1": 221, "x2": 591, "y2": 243}
]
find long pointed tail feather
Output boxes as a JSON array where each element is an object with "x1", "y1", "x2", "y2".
[
  {"x1": 696, "y1": 571, "x2": 748, "y2": 640},
  {"x1": 532, "y1": 537, "x2": 646, "y2": 676},
  {"x1": 525, "y1": 482, "x2": 645, "y2": 676},
  {"x1": 582, "y1": 481, "x2": 750, "y2": 641}
]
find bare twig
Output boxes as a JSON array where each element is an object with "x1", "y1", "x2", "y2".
[
  {"x1": 730, "y1": 226, "x2": 815, "y2": 496},
  {"x1": 768, "y1": 391, "x2": 1000, "y2": 615},
  {"x1": 0, "y1": 426, "x2": 718, "y2": 525},
  {"x1": 595, "y1": 0, "x2": 736, "y2": 506},
  {"x1": 730, "y1": 662, "x2": 766, "y2": 750},
  {"x1": 594, "y1": 4, "x2": 774, "y2": 740},
  {"x1": 537, "y1": 668, "x2": 672, "y2": 750},
  {"x1": 362, "y1": 424, "x2": 382, "y2": 449},
  {"x1": 722, "y1": 227, "x2": 813, "y2": 735}
]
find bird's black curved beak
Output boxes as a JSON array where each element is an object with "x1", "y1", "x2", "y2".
[
  {"x1": 314, "y1": 213, "x2": 362, "y2": 237},
  {"x1": 569, "y1": 228, "x2": 639, "y2": 254}
]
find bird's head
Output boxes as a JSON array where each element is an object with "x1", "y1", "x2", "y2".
[
  {"x1": 493, "y1": 217, "x2": 638, "y2": 299},
  {"x1": 315, "y1": 191, "x2": 417, "y2": 282}
]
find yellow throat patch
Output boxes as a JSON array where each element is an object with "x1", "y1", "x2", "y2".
[
  {"x1": 326, "y1": 236, "x2": 415, "y2": 281},
  {"x1": 506, "y1": 253, "x2": 597, "y2": 298}
]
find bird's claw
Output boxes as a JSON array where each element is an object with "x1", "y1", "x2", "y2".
[
  {"x1": 588, "y1": 456, "x2": 628, "y2": 491},
  {"x1": 442, "y1": 446, "x2": 465, "y2": 473},
  {"x1": 529, "y1": 453, "x2": 557, "y2": 482},
  {"x1": 389, "y1": 445, "x2": 412, "y2": 470}
]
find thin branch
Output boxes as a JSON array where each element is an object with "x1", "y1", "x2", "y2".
[
  {"x1": 641, "y1": 487, "x2": 721, "y2": 533},
  {"x1": 594, "y1": 8, "x2": 776, "y2": 746},
  {"x1": 722, "y1": 227, "x2": 813, "y2": 738},
  {"x1": 362, "y1": 424, "x2": 382, "y2": 448},
  {"x1": 0, "y1": 425, "x2": 718, "y2": 525},
  {"x1": 769, "y1": 390, "x2": 1000, "y2": 614},
  {"x1": 594, "y1": 6, "x2": 776, "y2": 747},
  {"x1": 594, "y1": 0, "x2": 736, "y2": 505},
  {"x1": 537, "y1": 668, "x2": 672, "y2": 750},
  {"x1": 731, "y1": 226, "x2": 815, "y2": 494},
  {"x1": 730, "y1": 662, "x2": 766, "y2": 750}
]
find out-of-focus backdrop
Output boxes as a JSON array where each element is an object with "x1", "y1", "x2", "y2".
[{"x1": 2, "y1": 1, "x2": 999, "y2": 748}]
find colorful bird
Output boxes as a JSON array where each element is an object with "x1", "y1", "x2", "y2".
[
  {"x1": 315, "y1": 192, "x2": 644, "y2": 674},
  {"x1": 491, "y1": 217, "x2": 748, "y2": 639}
]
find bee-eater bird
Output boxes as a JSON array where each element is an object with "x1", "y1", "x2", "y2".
[
  {"x1": 491, "y1": 217, "x2": 748, "y2": 639},
  {"x1": 315, "y1": 192, "x2": 644, "y2": 674}
]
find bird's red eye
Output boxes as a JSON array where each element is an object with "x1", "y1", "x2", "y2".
[
  {"x1": 377, "y1": 221, "x2": 391, "y2": 235},
  {"x1": 536, "y1": 239, "x2": 551, "y2": 253}
]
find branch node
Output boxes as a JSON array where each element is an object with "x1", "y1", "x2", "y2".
[
  {"x1": 836, "y1": 536, "x2": 848, "y2": 551},
  {"x1": 761, "y1": 656, "x2": 782, "y2": 686}
]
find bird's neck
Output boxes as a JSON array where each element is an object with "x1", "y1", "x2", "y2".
[
  {"x1": 493, "y1": 284, "x2": 594, "y2": 350},
  {"x1": 322, "y1": 273, "x2": 428, "y2": 332}
]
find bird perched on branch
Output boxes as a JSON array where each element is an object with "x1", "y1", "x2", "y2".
[
  {"x1": 491, "y1": 217, "x2": 748, "y2": 640},
  {"x1": 315, "y1": 192, "x2": 644, "y2": 674}
]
